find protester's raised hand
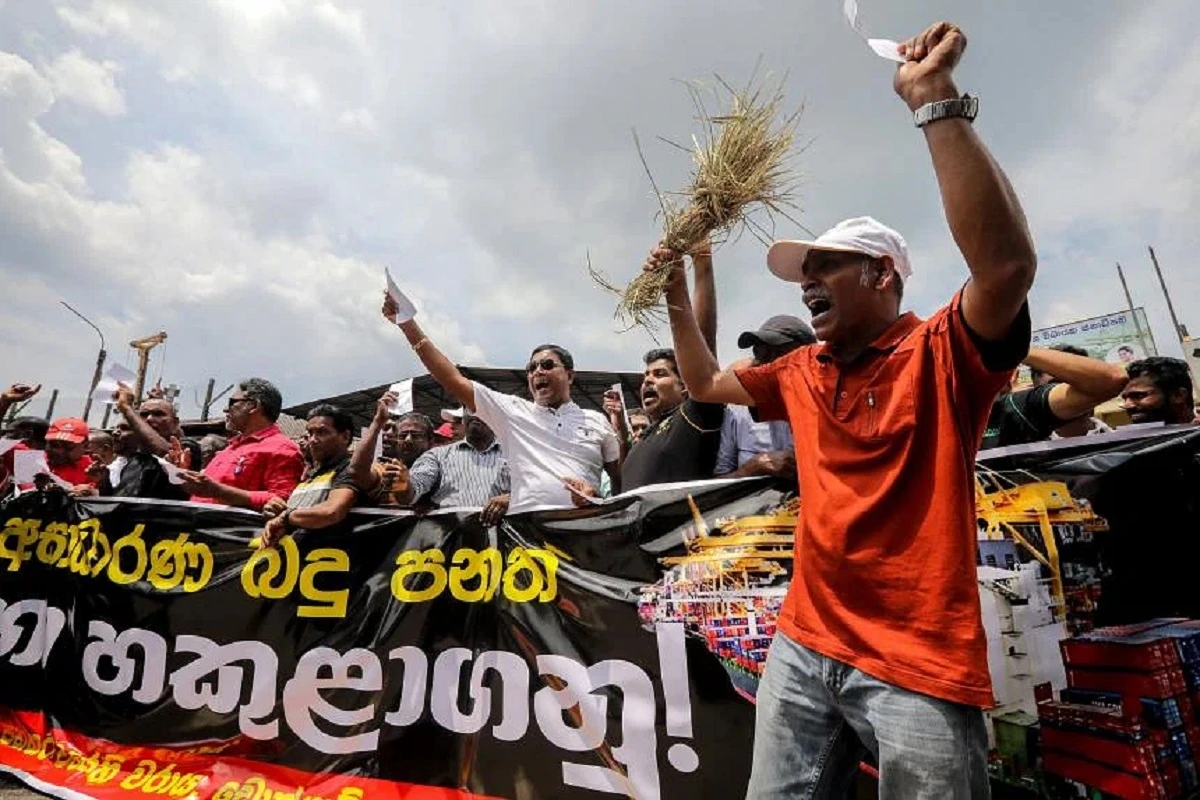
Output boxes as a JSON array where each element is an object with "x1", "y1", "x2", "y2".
[
  {"x1": 1, "y1": 383, "x2": 41, "y2": 404},
  {"x1": 894, "y1": 22, "x2": 966, "y2": 110},
  {"x1": 113, "y1": 382, "x2": 136, "y2": 411},
  {"x1": 643, "y1": 244, "x2": 686, "y2": 289},
  {"x1": 166, "y1": 436, "x2": 192, "y2": 470},
  {"x1": 381, "y1": 291, "x2": 400, "y2": 324},
  {"x1": 376, "y1": 391, "x2": 398, "y2": 424},
  {"x1": 603, "y1": 390, "x2": 626, "y2": 430}
]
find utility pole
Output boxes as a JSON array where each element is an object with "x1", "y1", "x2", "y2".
[
  {"x1": 200, "y1": 379, "x2": 215, "y2": 422},
  {"x1": 1148, "y1": 246, "x2": 1188, "y2": 356},
  {"x1": 1115, "y1": 263, "x2": 1151, "y2": 356},
  {"x1": 204, "y1": 383, "x2": 234, "y2": 422},
  {"x1": 129, "y1": 332, "x2": 168, "y2": 401},
  {"x1": 46, "y1": 389, "x2": 59, "y2": 420},
  {"x1": 60, "y1": 301, "x2": 107, "y2": 423}
]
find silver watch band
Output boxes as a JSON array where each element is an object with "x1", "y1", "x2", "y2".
[{"x1": 913, "y1": 94, "x2": 978, "y2": 128}]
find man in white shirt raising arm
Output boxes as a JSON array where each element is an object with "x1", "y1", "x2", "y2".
[{"x1": 381, "y1": 294, "x2": 620, "y2": 513}]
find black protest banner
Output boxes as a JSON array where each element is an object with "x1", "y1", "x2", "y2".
[{"x1": 1, "y1": 427, "x2": 1197, "y2": 800}]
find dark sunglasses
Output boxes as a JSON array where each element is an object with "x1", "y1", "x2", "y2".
[
  {"x1": 396, "y1": 430, "x2": 429, "y2": 440},
  {"x1": 226, "y1": 397, "x2": 255, "y2": 410},
  {"x1": 526, "y1": 358, "x2": 562, "y2": 374}
]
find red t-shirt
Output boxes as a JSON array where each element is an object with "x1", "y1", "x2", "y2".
[
  {"x1": 52, "y1": 454, "x2": 96, "y2": 487},
  {"x1": 1, "y1": 445, "x2": 95, "y2": 490},
  {"x1": 193, "y1": 424, "x2": 304, "y2": 511},
  {"x1": 735, "y1": 291, "x2": 1028, "y2": 707}
]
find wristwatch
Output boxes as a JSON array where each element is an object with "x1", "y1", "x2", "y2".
[
  {"x1": 914, "y1": 94, "x2": 978, "y2": 128},
  {"x1": 281, "y1": 509, "x2": 295, "y2": 531}
]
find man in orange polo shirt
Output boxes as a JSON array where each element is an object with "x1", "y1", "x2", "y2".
[{"x1": 654, "y1": 22, "x2": 1036, "y2": 798}]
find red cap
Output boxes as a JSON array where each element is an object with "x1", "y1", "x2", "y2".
[
  {"x1": 434, "y1": 422, "x2": 455, "y2": 439},
  {"x1": 47, "y1": 417, "x2": 89, "y2": 445}
]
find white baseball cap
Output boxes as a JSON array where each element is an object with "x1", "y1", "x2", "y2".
[{"x1": 767, "y1": 216, "x2": 912, "y2": 284}]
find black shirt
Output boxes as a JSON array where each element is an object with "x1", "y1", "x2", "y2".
[
  {"x1": 980, "y1": 383, "x2": 1062, "y2": 450},
  {"x1": 621, "y1": 398, "x2": 726, "y2": 491},
  {"x1": 111, "y1": 453, "x2": 190, "y2": 501},
  {"x1": 288, "y1": 454, "x2": 360, "y2": 509}
]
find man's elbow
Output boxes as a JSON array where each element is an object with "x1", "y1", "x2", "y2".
[
  {"x1": 687, "y1": 379, "x2": 719, "y2": 403},
  {"x1": 1102, "y1": 365, "x2": 1130, "y2": 396}
]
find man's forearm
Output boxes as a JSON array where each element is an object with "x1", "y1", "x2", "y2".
[
  {"x1": 665, "y1": 279, "x2": 721, "y2": 399},
  {"x1": 350, "y1": 418, "x2": 383, "y2": 491},
  {"x1": 924, "y1": 115, "x2": 1035, "y2": 285},
  {"x1": 397, "y1": 320, "x2": 475, "y2": 411},
  {"x1": 118, "y1": 404, "x2": 172, "y2": 456},
  {"x1": 691, "y1": 254, "x2": 718, "y2": 356},
  {"x1": 209, "y1": 482, "x2": 258, "y2": 509},
  {"x1": 288, "y1": 499, "x2": 351, "y2": 530},
  {"x1": 1025, "y1": 348, "x2": 1128, "y2": 397}
]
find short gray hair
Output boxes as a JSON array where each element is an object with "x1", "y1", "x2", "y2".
[{"x1": 238, "y1": 378, "x2": 283, "y2": 422}]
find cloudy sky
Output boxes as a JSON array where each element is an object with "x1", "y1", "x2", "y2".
[{"x1": 2, "y1": 0, "x2": 1197, "y2": 420}]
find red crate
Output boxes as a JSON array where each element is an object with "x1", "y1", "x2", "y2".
[
  {"x1": 1062, "y1": 638, "x2": 1181, "y2": 671},
  {"x1": 1043, "y1": 750, "x2": 1176, "y2": 800},
  {"x1": 1067, "y1": 667, "x2": 1189, "y2": 699},
  {"x1": 1041, "y1": 727, "x2": 1160, "y2": 774}
]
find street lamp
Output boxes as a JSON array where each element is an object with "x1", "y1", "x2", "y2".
[{"x1": 60, "y1": 301, "x2": 107, "y2": 424}]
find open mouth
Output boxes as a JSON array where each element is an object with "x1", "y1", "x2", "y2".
[
  {"x1": 532, "y1": 377, "x2": 551, "y2": 393},
  {"x1": 805, "y1": 296, "x2": 833, "y2": 326},
  {"x1": 641, "y1": 388, "x2": 659, "y2": 407}
]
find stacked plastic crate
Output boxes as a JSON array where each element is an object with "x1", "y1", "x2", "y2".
[{"x1": 1038, "y1": 619, "x2": 1200, "y2": 799}]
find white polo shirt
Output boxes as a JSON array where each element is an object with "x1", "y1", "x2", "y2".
[{"x1": 472, "y1": 382, "x2": 620, "y2": 512}]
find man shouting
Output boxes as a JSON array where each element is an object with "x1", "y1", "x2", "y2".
[{"x1": 654, "y1": 22, "x2": 1036, "y2": 798}]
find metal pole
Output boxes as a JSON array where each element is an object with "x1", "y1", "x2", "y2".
[
  {"x1": 1148, "y1": 246, "x2": 1188, "y2": 355},
  {"x1": 101, "y1": 404, "x2": 113, "y2": 430},
  {"x1": 46, "y1": 389, "x2": 59, "y2": 420},
  {"x1": 82, "y1": 348, "x2": 107, "y2": 423},
  {"x1": 1115, "y1": 263, "x2": 1151, "y2": 357},
  {"x1": 200, "y1": 379, "x2": 215, "y2": 422},
  {"x1": 60, "y1": 301, "x2": 107, "y2": 423}
]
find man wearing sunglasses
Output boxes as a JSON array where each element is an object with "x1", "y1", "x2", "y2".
[
  {"x1": 179, "y1": 377, "x2": 305, "y2": 511},
  {"x1": 381, "y1": 298, "x2": 620, "y2": 512}
]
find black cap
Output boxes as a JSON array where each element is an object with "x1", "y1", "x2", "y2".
[{"x1": 737, "y1": 315, "x2": 817, "y2": 349}]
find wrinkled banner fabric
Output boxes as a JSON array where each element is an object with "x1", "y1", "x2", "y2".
[{"x1": 1, "y1": 427, "x2": 1197, "y2": 800}]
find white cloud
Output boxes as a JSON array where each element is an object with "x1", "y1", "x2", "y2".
[
  {"x1": 3, "y1": 0, "x2": 1199, "y2": 425},
  {"x1": 42, "y1": 48, "x2": 125, "y2": 115}
]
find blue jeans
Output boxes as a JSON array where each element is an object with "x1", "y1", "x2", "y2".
[{"x1": 746, "y1": 632, "x2": 990, "y2": 799}]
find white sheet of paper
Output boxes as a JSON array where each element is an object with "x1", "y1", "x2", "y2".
[
  {"x1": 0, "y1": 438, "x2": 21, "y2": 457},
  {"x1": 609, "y1": 382, "x2": 629, "y2": 427},
  {"x1": 842, "y1": 0, "x2": 905, "y2": 63},
  {"x1": 13, "y1": 449, "x2": 71, "y2": 489},
  {"x1": 363, "y1": 427, "x2": 384, "y2": 461},
  {"x1": 384, "y1": 268, "x2": 418, "y2": 323},
  {"x1": 388, "y1": 380, "x2": 414, "y2": 415},
  {"x1": 154, "y1": 456, "x2": 186, "y2": 485},
  {"x1": 90, "y1": 363, "x2": 138, "y2": 403}
]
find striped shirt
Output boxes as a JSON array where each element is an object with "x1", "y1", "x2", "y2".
[
  {"x1": 287, "y1": 454, "x2": 358, "y2": 509},
  {"x1": 407, "y1": 439, "x2": 510, "y2": 508}
]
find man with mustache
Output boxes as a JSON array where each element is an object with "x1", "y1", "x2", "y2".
[
  {"x1": 654, "y1": 22, "x2": 1036, "y2": 796},
  {"x1": 381, "y1": 299, "x2": 620, "y2": 512}
]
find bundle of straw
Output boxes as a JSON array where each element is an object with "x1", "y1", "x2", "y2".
[{"x1": 593, "y1": 74, "x2": 803, "y2": 330}]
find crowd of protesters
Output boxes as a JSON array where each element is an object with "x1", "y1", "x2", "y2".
[{"x1": 1, "y1": 19, "x2": 1199, "y2": 798}]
